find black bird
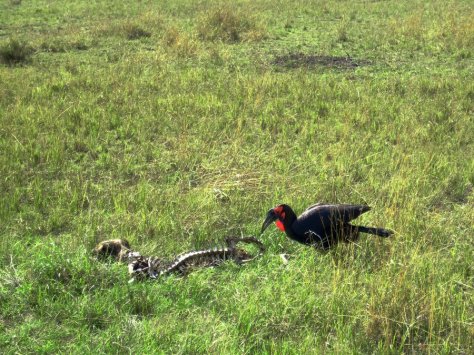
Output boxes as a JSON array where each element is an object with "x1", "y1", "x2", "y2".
[{"x1": 261, "y1": 203, "x2": 393, "y2": 249}]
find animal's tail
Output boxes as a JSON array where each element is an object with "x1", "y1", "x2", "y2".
[{"x1": 355, "y1": 225, "x2": 393, "y2": 238}]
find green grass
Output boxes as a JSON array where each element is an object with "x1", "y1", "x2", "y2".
[{"x1": 1, "y1": 0, "x2": 473, "y2": 353}]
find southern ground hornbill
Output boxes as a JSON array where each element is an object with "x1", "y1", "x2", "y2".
[{"x1": 261, "y1": 203, "x2": 393, "y2": 249}]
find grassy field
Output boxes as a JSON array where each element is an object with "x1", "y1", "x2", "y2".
[{"x1": 1, "y1": 0, "x2": 473, "y2": 353}]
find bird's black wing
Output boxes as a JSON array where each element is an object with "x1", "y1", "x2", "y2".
[
  {"x1": 302, "y1": 202, "x2": 325, "y2": 213},
  {"x1": 300, "y1": 204, "x2": 371, "y2": 223}
]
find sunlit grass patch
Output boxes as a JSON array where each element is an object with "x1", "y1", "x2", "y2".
[
  {"x1": 0, "y1": 0, "x2": 473, "y2": 353},
  {"x1": 386, "y1": 5, "x2": 474, "y2": 56}
]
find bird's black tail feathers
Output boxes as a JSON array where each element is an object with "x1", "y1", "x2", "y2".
[{"x1": 355, "y1": 225, "x2": 393, "y2": 238}]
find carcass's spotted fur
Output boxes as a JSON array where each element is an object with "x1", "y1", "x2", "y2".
[{"x1": 93, "y1": 237, "x2": 265, "y2": 280}]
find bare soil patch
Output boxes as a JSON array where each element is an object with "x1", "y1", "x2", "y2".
[{"x1": 273, "y1": 52, "x2": 369, "y2": 69}]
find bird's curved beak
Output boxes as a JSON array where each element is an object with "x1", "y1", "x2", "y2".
[{"x1": 261, "y1": 209, "x2": 277, "y2": 234}]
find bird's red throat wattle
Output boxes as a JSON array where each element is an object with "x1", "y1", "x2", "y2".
[
  {"x1": 275, "y1": 220, "x2": 285, "y2": 231},
  {"x1": 273, "y1": 206, "x2": 286, "y2": 231}
]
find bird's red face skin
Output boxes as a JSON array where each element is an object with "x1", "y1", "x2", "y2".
[{"x1": 273, "y1": 206, "x2": 286, "y2": 232}]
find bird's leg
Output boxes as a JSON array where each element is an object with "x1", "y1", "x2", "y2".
[{"x1": 306, "y1": 230, "x2": 328, "y2": 249}]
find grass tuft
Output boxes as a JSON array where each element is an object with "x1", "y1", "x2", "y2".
[
  {"x1": 197, "y1": 6, "x2": 266, "y2": 43},
  {"x1": 123, "y1": 23, "x2": 152, "y2": 40},
  {"x1": 163, "y1": 27, "x2": 198, "y2": 57},
  {"x1": 95, "y1": 22, "x2": 153, "y2": 40},
  {"x1": 0, "y1": 38, "x2": 34, "y2": 65},
  {"x1": 336, "y1": 20, "x2": 350, "y2": 43}
]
